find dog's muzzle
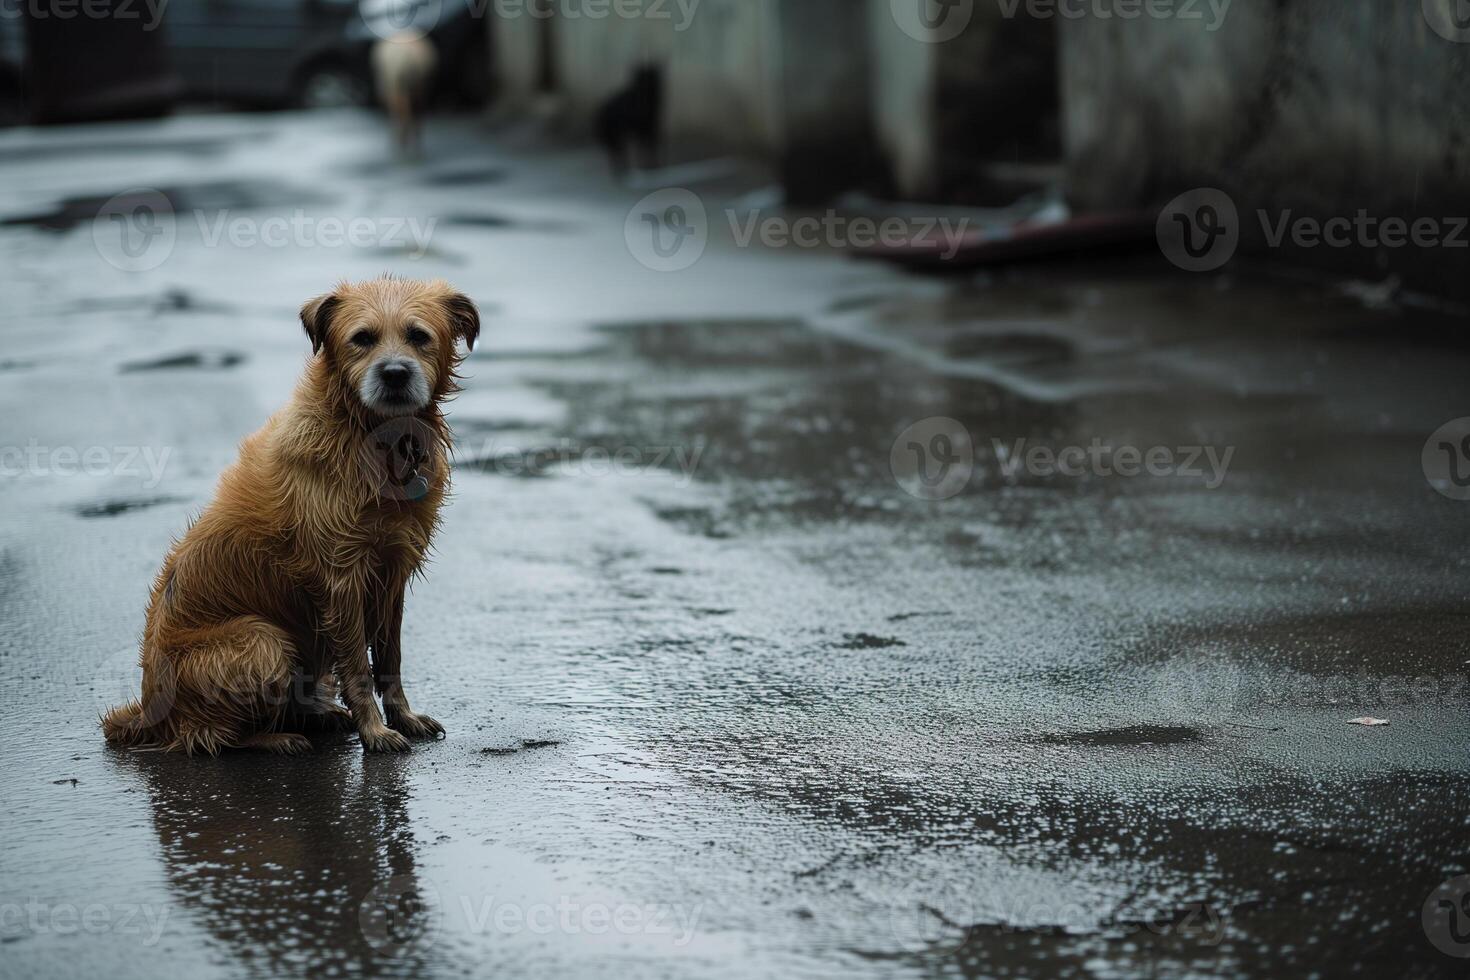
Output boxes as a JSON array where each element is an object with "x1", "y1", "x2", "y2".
[{"x1": 362, "y1": 357, "x2": 430, "y2": 415}]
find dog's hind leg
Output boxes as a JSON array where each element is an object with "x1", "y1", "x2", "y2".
[
  {"x1": 239, "y1": 733, "x2": 312, "y2": 755},
  {"x1": 286, "y1": 674, "x2": 354, "y2": 734},
  {"x1": 130, "y1": 617, "x2": 297, "y2": 755}
]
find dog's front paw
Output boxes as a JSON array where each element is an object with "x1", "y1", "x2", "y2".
[
  {"x1": 359, "y1": 725, "x2": 412, "y2": 753},
  {"x1": 388, "y1": 709, "x2": 446, "y2": 740}
]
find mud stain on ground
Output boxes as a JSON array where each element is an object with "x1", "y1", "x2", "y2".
[
  {"x1": 1, "y1": 135, "x2": 253, "y2": 163},
  {"x1": 420, "y1": 167, "x2": 507, "y2": 187},
  {"x1": 481, "y1": 739, "x2": 564, "y2": 755},
  {"x1": 1, "y1": 180, "x2": 332, "y2": 232},
  {"x1": 120, "y1": 350, "x2": 246, "y2": 373},
  {"x1": 835, "y1": 633, "x2": 907, "y2": 650},
  {"x1": 442, "y1": 213, "x2": 574, "y2": 233},
  {"x1": 1037, "y1": 725, "x2": 1207, "y2": 747},
  {"x1": 75, "y1": 496, "x2": 187, "y2": 519}
]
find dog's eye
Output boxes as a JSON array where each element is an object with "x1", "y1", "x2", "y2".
[
  {"x1": 350, "y1": 330, "x2": 376, "y2": 348},
  {"x1": 406, "y1": 326, "x2": 431, "y2": 348}
]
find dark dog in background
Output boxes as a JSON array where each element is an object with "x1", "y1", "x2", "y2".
[{"x1": 595, "y1": 64, "x2": 663, "y2": 178}]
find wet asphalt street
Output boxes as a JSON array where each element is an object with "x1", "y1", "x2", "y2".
[{"x1": 1, "y1": 110, "x2": 1469, "y2": 979}]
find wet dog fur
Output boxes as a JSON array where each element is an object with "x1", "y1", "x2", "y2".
[{"x1": 103, "y1": 276, "x2": 479, "y2": 755}]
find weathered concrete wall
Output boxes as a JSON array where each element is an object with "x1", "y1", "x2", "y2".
[
  {"x1": 1061, "y1": 1, "x2": 1470, "y2": 292},
  {"x1": 488, "y1": 0, "x2": 1064, "y2": 202},
  {"x1": 490, "y1": 0, "x2": 882, "y2": 199},
  {"x1": 490, "y1": 0, "x2": 785, "y2": 156},
  {"x1": 864, "y1": 1, "x2": 1061, "y2": 201},
  {"x1": 774, "y1": 0, "x2": 875, "y2": 202},
  {"x1": 867, "y1": 0, "x2": 938, "y2": 198}
]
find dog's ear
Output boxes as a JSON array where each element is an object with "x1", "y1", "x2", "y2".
[
  {"x1": 444, "y1": 291, "x2": 480, "y2": 352},
  {"x1": 299, "y1": 293, "x2": 340, "y2": 356}
]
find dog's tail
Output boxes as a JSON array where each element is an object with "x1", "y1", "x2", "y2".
[{"x1": 101, "y1": 699, "x2": 164, "y2": 749}]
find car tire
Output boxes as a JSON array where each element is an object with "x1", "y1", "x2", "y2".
[
  {"x1": 295, "y1": 62, "x2": 369, "y2": 109},
  {"x1": 0, "y1": 72, "x2": 27, "y2": 127}
]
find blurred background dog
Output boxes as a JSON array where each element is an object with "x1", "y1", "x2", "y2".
[
  {"x1": 372, "y1": 32, "x2": 438, "y2": 158},
  {"x1": 594, "y1": 63, "x2": 663, "y2": 178}
]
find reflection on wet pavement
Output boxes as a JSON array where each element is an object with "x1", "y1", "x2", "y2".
[{"x1": 2, "y1": 112, "x2": 1468, "y2": 980}]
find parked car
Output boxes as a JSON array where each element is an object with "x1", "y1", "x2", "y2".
[
  {"x1": 164, "y1": 0, "x2": 490, "y2": 109},
  {"x1": 0, "y1": 3, "x2": 179, "y2": 125},
  {"x1": 163, "y1": 0, "x2": 371, "y2": 108},
  {"x1": 0, "y1": 0, "x2": 490, "y2": 124}
]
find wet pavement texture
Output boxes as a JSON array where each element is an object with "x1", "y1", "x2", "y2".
[{"x1": 1, "y1": 111, "x2": 1468, "y2": 980}]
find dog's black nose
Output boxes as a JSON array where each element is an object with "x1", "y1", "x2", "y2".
[{"x1": 379, "y1": 363, "x2": 412, "y2": 389}]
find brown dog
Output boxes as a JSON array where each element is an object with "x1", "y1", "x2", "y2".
[{"x1": 103, "y1": 276, "x2": 479, "y2": 754}]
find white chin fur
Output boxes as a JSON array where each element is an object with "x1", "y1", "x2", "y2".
[{"x1": 360, "y1": 373, "x2": 431, "y2": 417}]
